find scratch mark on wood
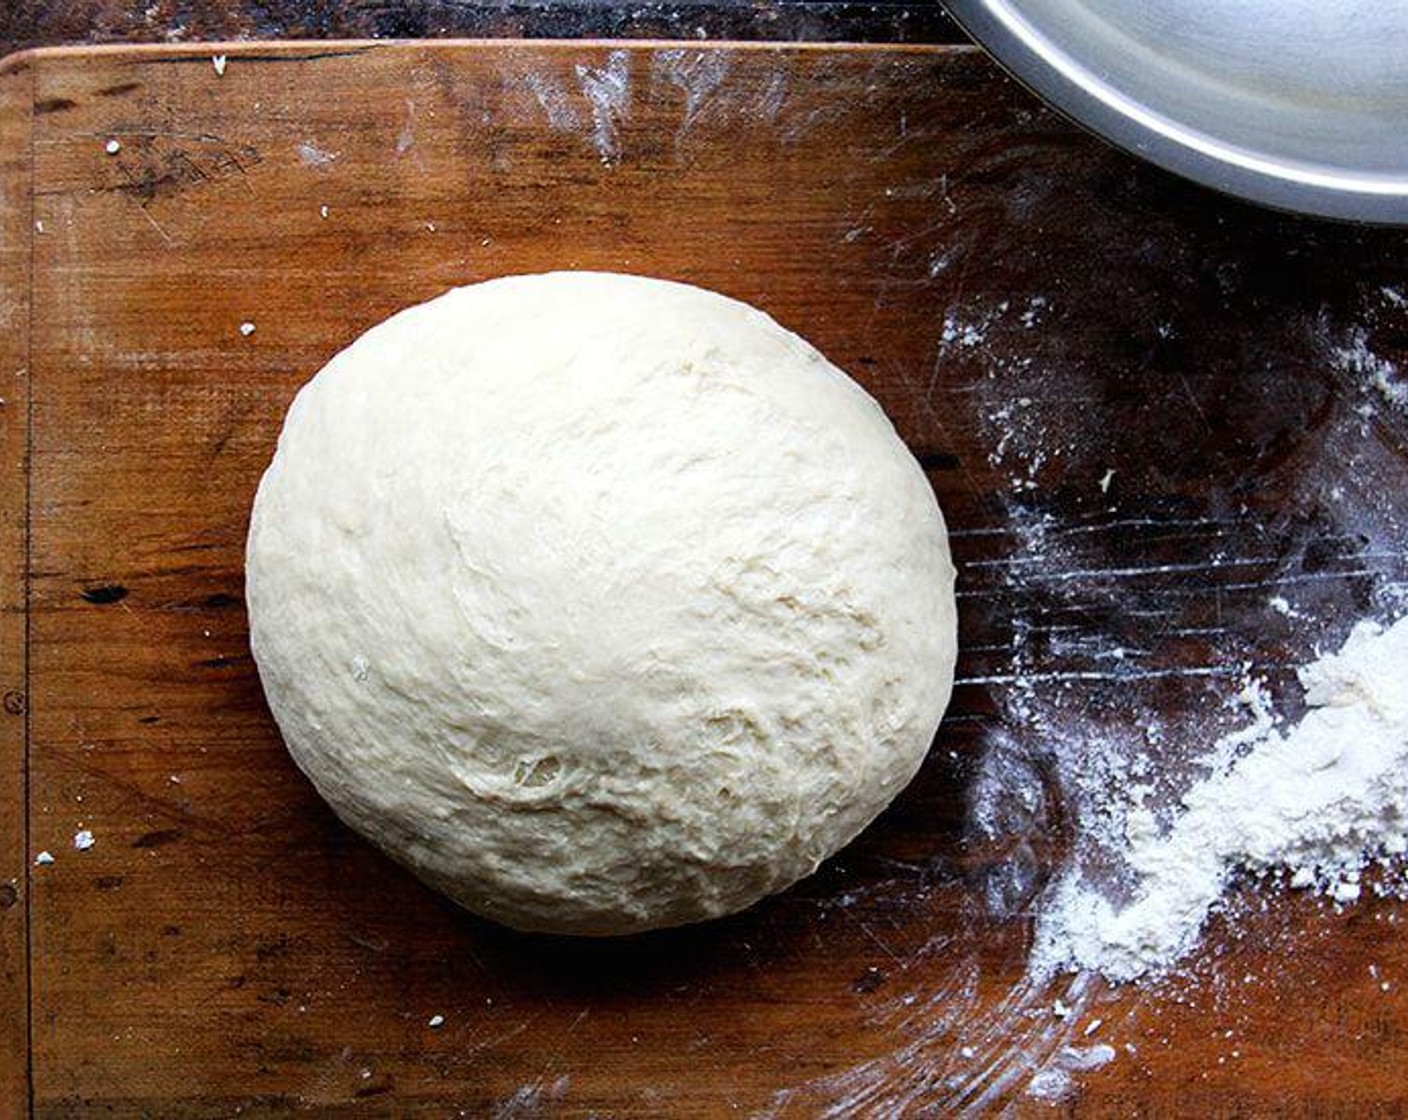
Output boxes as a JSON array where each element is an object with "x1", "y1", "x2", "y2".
[
  {"x1": 137, "y1": 204, "x2": 172, "y2": 245},
  {"x1": 956, "y1": 664, "x2": 1253, "y2": 685}
]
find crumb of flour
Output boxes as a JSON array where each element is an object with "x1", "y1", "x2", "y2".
[
  {"x1": 1332, "y1": 326, "x2": 1408, "y2": 410},
  {"x1": 1026, "y1": 1067, "x2": 1071, "y2": 1102},
  {"x1": 1025, "y1": 1045, "x2": 1116, "y2": 1102},
  {"x1": 1268, "y1": 595, "x2": 1303, "y2": 619}
]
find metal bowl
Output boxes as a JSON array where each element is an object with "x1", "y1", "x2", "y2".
[{"x1": 943, "y1": 0, "x2": 1408, "y2": 223}]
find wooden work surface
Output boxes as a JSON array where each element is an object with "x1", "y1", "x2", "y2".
[{"x1": 2, "y1": 40, "x2": 1408, "y2": 1118}]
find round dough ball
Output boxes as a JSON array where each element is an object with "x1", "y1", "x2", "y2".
[{"x1": 246, "y1": 272, "x2": 957, "y2": 935}]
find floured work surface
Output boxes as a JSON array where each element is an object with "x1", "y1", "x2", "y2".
[{"x1": 2, "y1": 40, "x2": 1407, "y2": 1118}]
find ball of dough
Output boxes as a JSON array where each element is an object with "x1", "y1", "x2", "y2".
[{"x1": 246, "y1": 272, "x2": 956, "y2": 935}]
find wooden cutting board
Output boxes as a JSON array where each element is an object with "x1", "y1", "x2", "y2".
[{"x1": 3, "y1": 40, "x2": 1407, "y2": 1118}]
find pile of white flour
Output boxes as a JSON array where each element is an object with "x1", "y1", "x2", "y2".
[{"x1": 1032, "y1": 615, "x2": 1408, "y2": 981}]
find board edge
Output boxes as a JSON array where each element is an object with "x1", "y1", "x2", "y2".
[
  {"x1": 0, "y1": 37, "x2": 982, "y2": 72},
  {"x1": 0, "y1": 43, "x2": 32, "y2": 1120}
]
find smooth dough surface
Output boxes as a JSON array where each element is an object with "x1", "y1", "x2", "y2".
[{"x1": 246, "y1": 271, "x2": 957, "y2": 935}]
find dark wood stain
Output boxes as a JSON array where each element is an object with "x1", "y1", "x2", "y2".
[
  {"x1": 194, "y1": 653, "x2": 246, "y2": 669},
  {"x1": 93, "y1": 80, "x2": 141, "y2": 97},
  {"x1": 139, "y1": 48, "x2": 375, "y2": 66},
  {"x1": 131, "y1": 828, "x2": 182, "y2": 849},
  {"x1": 79, "y1": 583, "x2": 128, "y2": 604},
  {"x1": 918, "y1": 451, "x2": 962, "y2": 471}
]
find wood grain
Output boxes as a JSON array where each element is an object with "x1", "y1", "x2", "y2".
[
  {"x1": 0, "y1": 47, "x2": 33, "y2": 1120},
  {"x1": 6, "y1": 39, "x2": 1408, "y2": 1117}
]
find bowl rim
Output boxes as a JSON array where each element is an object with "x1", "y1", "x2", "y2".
[{"x1": 943, "y1": 0, "x2": 1408, "y2": 225}]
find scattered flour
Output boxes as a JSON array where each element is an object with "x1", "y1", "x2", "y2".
[
  {"x1": 396, "y1": 99, "x2": 418, "y2": 155},
  {"x1": 1032, "y1": 615, "x2": 1408, "y2": 981},
  {"x1": 1061, "y1": 1043, "x2": 1117, "y2": 1071},
  {"x1": 948, "y1": 294, "x2": 1408, "y2": 1105},
  {"x1": 653, "y1": 49, "x2": 731, "y2": 142},
  {"x1": 575, "y1": 51, "x2": 632, "y2": 165},
  {"x1": 941, "y1": 302, "x2": 1008, "y2": 351},
  {"x1": 493, "y1": 1075, "x2": 572, "y2": 1117},
  {"x1": 1331, "y1": 326, "x2": 1407, "y2": 410},
  {"x1": 1020, "y1": 295, "x2": 1048, "y2": 328},
  {"x1": 1024, "y1": 1044, "x2": 1115, "y2": 1102},
  {"x1": 1025, "y1": 1067, "x2": 1071, "y2": 1102},
  {"x1": 296, "y1": 141, "x2": 338, "y2": 168},
  {"x1": 522, "y1": 72, "x2": 582, "y2": 132}
]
